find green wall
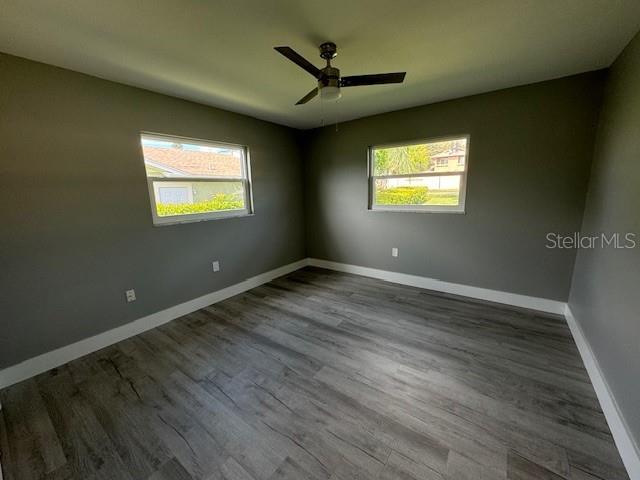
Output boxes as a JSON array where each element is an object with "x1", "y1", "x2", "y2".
[
  {"x1": 304, "y1": 72, "x2": 605, "y2": 301},
  {"x1": 0, "y1": 53, "x2": 306, "y2": 368},
  {"x1": 569, "y1": 31, "x2": 640, "y2": 449}
]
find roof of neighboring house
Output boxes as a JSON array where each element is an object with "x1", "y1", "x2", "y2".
[
  {"x1": 143, "y1": 145, "x2": 242, "y2": 177},
  {"x1": 432, "y1": 148, "x2": 466, "y2": 159}
]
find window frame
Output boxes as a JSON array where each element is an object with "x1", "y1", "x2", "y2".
[
  {"x1": 367, "y1": 134, "x2": 470, "y2": 214},
  {"x1": 140, "y1": 132, "x2": 254, "y2": 226}
]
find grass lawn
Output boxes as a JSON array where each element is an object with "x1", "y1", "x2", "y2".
[{"x1": 424, "y1": 190, "x2": 459, "y2": 205}]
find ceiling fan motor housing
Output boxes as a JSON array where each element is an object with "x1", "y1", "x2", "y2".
[
  {"x1": 319, "y1": 42, "x2": 337, "y2": 60},
  {"x1": 319, "y1": 66, "x2": 340, "y2": 88}
]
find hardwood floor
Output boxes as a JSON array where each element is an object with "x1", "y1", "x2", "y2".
[{"x1": 0, "y1": 267, "x2": 628, "y2": 480}]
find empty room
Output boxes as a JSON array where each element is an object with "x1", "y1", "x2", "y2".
[{"x1": 1, "y1": 1, "x2": 639, "y2": 479}]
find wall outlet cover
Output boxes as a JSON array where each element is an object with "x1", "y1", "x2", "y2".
[
  {"x1": 125, "y1": 289, "x2": 136, "y2": 302},
  {"x1": 212, "y1": 261, "x2": 220, "y2": 272}
]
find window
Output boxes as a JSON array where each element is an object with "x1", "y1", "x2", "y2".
[
  {"x1": 368, "y1": 136, "x2": 469, "y2": 213},
  {"x1": 140, "y1": 133, "x2": 252, "y2": 225}
]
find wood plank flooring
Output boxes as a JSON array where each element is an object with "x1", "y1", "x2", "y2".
[{"x1": 0, "y1": 267, "x2": 628, "y2": 479}]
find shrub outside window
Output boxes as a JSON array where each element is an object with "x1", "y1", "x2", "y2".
[
  {"x1": 368, "y1": 135, "x2": 469, "y2": 213},
  {"x1": 140, "y1": 133, "x2": 252, "y2": 225}
]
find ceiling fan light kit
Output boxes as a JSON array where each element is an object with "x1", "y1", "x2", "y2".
[
  {"x1": 321, "y1": 85, "x2": 342, "y2": 102},
  {"x1": 274, "y1": 42, "x2": 406, "y2": 105}
]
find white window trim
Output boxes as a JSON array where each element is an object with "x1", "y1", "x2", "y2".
[
  {"x1": 367, "y1": 134, "x2": 470, "y2": 214},
  {"x1": 140, "y1": 132, "x2": 254, "y2": 226}
]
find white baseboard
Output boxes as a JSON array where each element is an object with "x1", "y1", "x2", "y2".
[
  {"x1": 564, "y1": 306, "x2": 640, "y2": 479},
  {"x1": 0, "y1": 259, "x2": 309, "y2": 390},
  {"x1": 308, "y1": 258, "x2": 566, "y2": 315}
]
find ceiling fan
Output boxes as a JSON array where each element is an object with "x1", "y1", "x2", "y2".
[{"x1": 274, "y1": 42, "x2": 406, "y2": 105}]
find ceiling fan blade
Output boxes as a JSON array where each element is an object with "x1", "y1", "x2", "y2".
[
  {"x1": 340, "y1": 72, "x2": 406, "y2": 87},
  {"x1": 274, "y1": 46, "x2": 322, "y2": 79},
  {"x1": 295, "y1": 87, "x2": 318, "y2": 105}
]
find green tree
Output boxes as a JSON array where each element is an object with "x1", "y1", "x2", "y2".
[
  {"x1": 374, "y1": 139, "x2": 466, "y2": 175},
  {"x1": 375, "y1": 144, "x2": 430, "y2": 175},
  {"x1": 407, "y1": 144, "x2": 429, "y2": 172},
  {"x1": 374, "y1": 148, "x2": 391, "y2": 174}
]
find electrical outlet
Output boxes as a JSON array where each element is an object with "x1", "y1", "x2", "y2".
[
  {"x1": 391, "y1": 247, "x2": 399, "y2": 258},
  {"x1": 212, "y1": 260, "x2": 220, "y2": 272},
  {"x1": 125, "y1": 289, "x2": 136, "y2": 303}
]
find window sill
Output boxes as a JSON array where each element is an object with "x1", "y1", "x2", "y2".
[
  {"x1": 152, "y1": 212, "x2": 255, "y2": 227},
  {"x1": 368, "y1": 207, "x2": 465, "y2": 214}
]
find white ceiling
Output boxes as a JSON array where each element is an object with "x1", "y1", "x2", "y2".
[{"x1": 1, "y1": 0, "x2": 639, "y2": 129}]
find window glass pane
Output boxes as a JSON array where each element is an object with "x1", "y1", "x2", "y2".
[
  {"x1": 152, "y1": 180, "x2": 245, "y2": 217},
  {"x1": 373, "y1": 137, "x2": 467, "y2": 176},
  {"x1": 140, "y1": 133, "x2": 252, "y2": 224},
  {"x1": 141, "y1": 136, "x2": 243, "y2": 179},
  {"x1": 374, "y1": 175, "x2": 461, "y2": 206},
  {"x1": 158, "y1": 186, "x2": 190, "y2": 204}
]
